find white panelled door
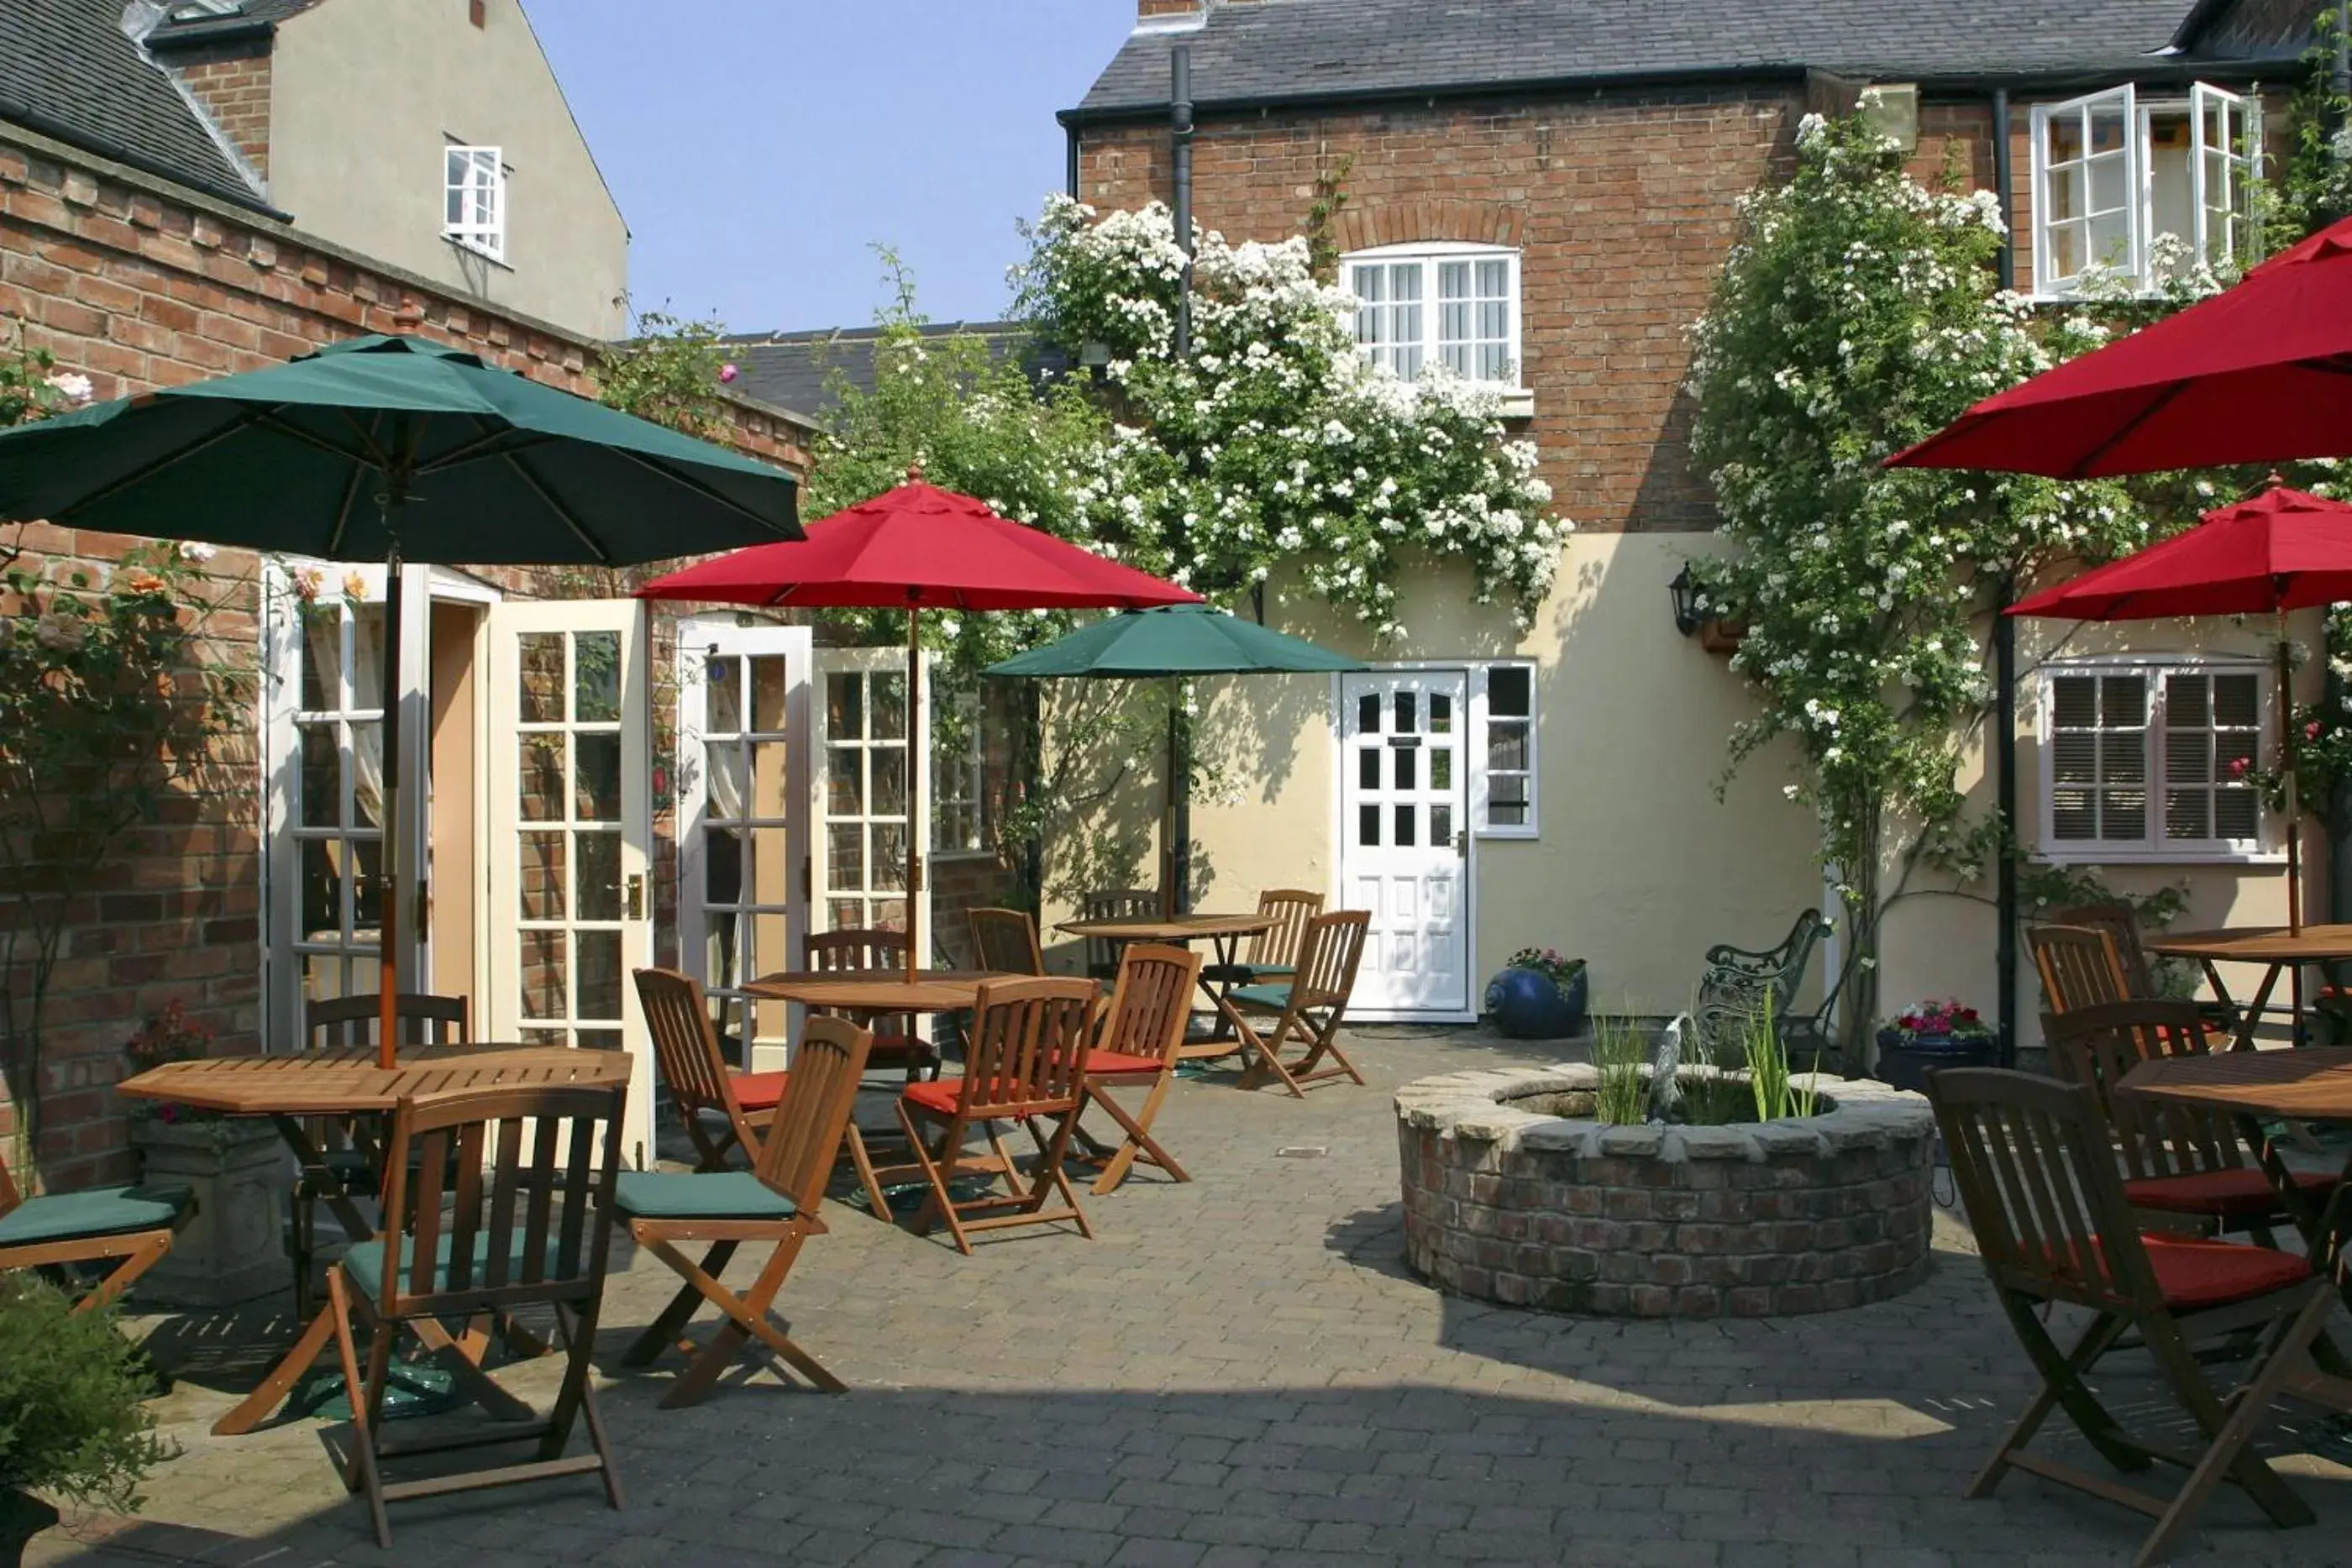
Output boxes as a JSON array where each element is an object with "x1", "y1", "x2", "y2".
[
  {"x1": 485, "y1": 600, "x2": 654, "y2": 1163},
  {"x1": 1339, "y1": 670, "x2": 1470, "y2": 1017},
  {"x1": 811, "y1": 649, "x2": 932, "y2": 962},
  {"x1": 676, "y1": 618, "x2": 811, "y2": 1073}
]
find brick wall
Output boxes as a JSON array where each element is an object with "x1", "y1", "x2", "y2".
[
  {"x1": 1079, "y1": 87, "x2": 1803, "y2": 534},
  {"x1": 0, "y1": 123, "x2": 809, "y2": 1190},
  {"x1": 169, "y1": 47, "x2": 275, "y2": 181}
]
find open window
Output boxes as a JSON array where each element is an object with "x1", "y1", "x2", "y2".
[
  {"x1": 2031, "y1": 83, "x2": 2260, "y2": 296},
  {"x1": 444, "y1": 144, "x2": 505, "y2": 261}
]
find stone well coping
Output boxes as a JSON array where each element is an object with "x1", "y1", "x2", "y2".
[{"x1": 1393, "y1": 1063, "x2": 1934, "y2": 1164}]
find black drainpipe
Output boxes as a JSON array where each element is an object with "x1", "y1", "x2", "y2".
[
  {"x1": 1167, "y1": 45, "x2": 1197, "y2": 914},
  {"x1": 1992, "y1": 87, "x2": 2022, "y2": 1069}
]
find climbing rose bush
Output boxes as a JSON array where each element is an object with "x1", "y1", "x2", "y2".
[{"x1": 1016, "y1": 196, "x2": 1567, "y2": 635}]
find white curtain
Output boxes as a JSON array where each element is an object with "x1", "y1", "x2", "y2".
[
  {"x1": 706, "y1": 663, "x2": 746, "y2": 822},
  {"x1": 305, "y1": 607, "x2": 386, "y2": 828}
]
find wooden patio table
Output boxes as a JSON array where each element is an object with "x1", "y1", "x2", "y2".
[
  {"x1": 1057, "y1": 913, "x2": 1275, "y2": 1053},
  {"x1": 2145, "y1": 924, "x2": 2352, "y2": 1052},
  {"x1": 2121, "y1": 1046, "x2": 2352, "y2": 1411},
  {"x1": 117, "y1": 1045, "x2": 633, "y2": 1437},
  {"x1": 742, "y1": 968, "x2": 1016, "y2": 1016}
]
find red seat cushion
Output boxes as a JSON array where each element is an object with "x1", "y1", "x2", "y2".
[
  {"x1": 900, "y1": 1078, "x2": 964, "y2": 1118},
  {"x1": 1085, "y1": 1050, "x2": 1166, "y2": 1078},
  {"x1": 2125, "y1": 1167, "x2": 2337, "y2": 1219},
  {"x1": 2139, "y1": 1233, "x2": 2312, "y2": 1309},
  {"x1": 729, "y1": 1070, "x2": 788, "y2": 1111}
]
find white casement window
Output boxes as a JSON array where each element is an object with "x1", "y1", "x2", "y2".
[
  {"x1": 1345, "y1": 243, "x2": 1521, "y2": 388},
  {"x1": 444, "y1": 144, "x2": 505, "y2": 260},
  {"x1": 2031, "y1": 83, "x2": 2260, "y2": 296},
  {"x1": 1473, "y1": 661, "x2": 1537, "y2": 836},
  {"x1": 2039, "y1": 659, "x2": 2271, "y2": 862},
  {"x1": 931, "y1": 689, "x2": 986, "y2": 855}
]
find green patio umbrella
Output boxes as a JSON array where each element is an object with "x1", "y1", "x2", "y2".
[
  {"x1": 986, "y1": 603, "x2": 1365, "y2": 913},
  {"x1": 0, "y1": 333, "x2": 802, "y2": 1064}
]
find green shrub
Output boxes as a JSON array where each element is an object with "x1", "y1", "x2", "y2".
[
  {"x1": 0, "y1": 1278, "x2": 169, "y2": 1512},
  {"x1": 1590, "y1": 1014, "x2": 1650, "y2": 1126}
]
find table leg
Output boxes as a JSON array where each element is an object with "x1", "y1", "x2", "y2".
[{"x1": 2228, "y1": 963, "x2": 2286, "y2": 1053}]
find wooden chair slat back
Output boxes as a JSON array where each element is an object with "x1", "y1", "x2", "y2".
[
  {"x1": 2042, "y1": 1000, "x2": 2244, "y2": 1179},
  {"x1": 372, "y1": 1083, "x2": 625, "y2": 1319},
  {"x1": 962, "y1": 977, "x2": 1097, "y2": 1115},
  {"x1": 753, "y1": 1015, "x2": 874, "y2": 1213},
  {"x1": 969, "y1": 908, "x2": 1045, "y2": 976},
  {"x1": 1925, "y1": 1067, "x2": 2162, "y2": 1314},
  {"x1": 1079, "y1": 889, "x2": 1160, "y2": 974},
  {"x1": 1097, "y1": 944, "x2": 1202, "y2": 1067},
  {"x1": 1294, "y1": 910, "x2": 1371, "y2": 1006},
  {"x1": 1245, "y1": 889, "x2": 1325, "y2": 967},
  {"x1": 2045, "y1": 903, "x2": 2155, "y2": 998},
  {"x1": 2027, "y1": 924, "x2": 2130, "y2": 1015},
  {"x1": 633, "y1": 968, "x2": 753, "y2": 1151},
  {"x1": 306, "y1": 993, "x2": 470, "y2": 1052},
  {"x1": 805, "y1": 929, "x2": 916, "y2": 1036}
]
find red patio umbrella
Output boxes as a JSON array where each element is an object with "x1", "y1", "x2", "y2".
[
  {"x1": 1889, "y1": 213, "x2": 2352, "y2": 477},
  {"x1": 640, "y1": 469, "x2": 1200, "y2": 978},
  {"x1": 2008, "y1": 484, "x2": 2352, "y2": 932}
]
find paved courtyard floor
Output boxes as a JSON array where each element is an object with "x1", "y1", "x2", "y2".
[{"x1": 30, "y1": 1027, "x2": 2352, "y2": 1566}]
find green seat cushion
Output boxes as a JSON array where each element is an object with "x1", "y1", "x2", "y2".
[
  {"x1": 341, "y1": 1232, "x2": 568, "y2": 1299},
  {"x1": 1230, "y1": 983, "x2": 1296, "y2": 1010},
  {"x1": 0, "y1": 1184, "x2": 190, "y2": 1246},
  {"x1": 612, "y1": 1170, "x2": 797, "y2": 1222},
  {"x1": 1204, "y1": 962, "x2": 1294, "y2": 984}
]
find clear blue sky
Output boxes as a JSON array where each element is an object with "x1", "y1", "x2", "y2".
[{"x1": 529, "y1": 1, "x2": 1139, "y2": 336}]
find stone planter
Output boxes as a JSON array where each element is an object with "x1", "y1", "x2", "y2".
[
  {"x1": 1395, "y1": 1063, "x2": 1935, "y2": 1318},
  {"x1": 130, "y1": 1117, "x2": 291, "y2": 1308}
]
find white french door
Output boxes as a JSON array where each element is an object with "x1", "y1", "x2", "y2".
[
  {"x1": 676, "y1": 617, "x2": 811, "y2": 1073},
  {"x1": 811, "y1": 649, "x2": 932, "y2": 962},
  {"x1": 484, "y1": 600, "x2": 654, "y2": 1162},
  {"x1": 1338, "y1": 669, "x2": 1472, "y2": 1019}
]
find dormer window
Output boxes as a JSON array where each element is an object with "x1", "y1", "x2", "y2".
[
  {"x1": 2030, "y1": 84, "x2": 2260, "y2": 296},
  {"x1": 444, "y1": 144, "x2": 505, "y2": 261},
  {"x1": 1344, "y1": 243, "x2": 1521, "y2": 390}
]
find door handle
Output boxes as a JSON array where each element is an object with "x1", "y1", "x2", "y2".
[
  {"x1": 1455, "y1": 831, "x2": 1468, "y2": 858},
  {"x1": 625, "y1": 873, "x2": 644, "y2": 921},
  {"x1": 413, "y1": 878, "x2": 430, "y2": 941}
]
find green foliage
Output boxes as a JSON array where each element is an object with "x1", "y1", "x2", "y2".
[
  {"x1": 0, "y1": 1278, "x2": 171, "y2": 1510},
  {"x1": 595, "y1": 307, "x2": 738, "y2": 444},
  {"x1": 1588, "y1": 1014, "x2": 1650, "y2": 1125},
  {"x1": 2260, "y1": 8, "x2": 2352, "y2": 248},
  {"x1": 1504, "y1": 946, "x2": 1583, "y2": 995},
  {"x1": 0, "y1": 325, "x2": 247, "y2": 1169}
]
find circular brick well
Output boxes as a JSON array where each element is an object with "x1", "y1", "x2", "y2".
[{"x1": 1396, "y1": 1064, "x2": 1935, "y2": 1317}]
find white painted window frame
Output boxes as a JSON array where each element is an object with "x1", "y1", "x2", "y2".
[
  {"x1": 2034, "y1": 653, "x2": 2277, "y2": 865},
  {"x1": 1343, "y1": 241, "x2": 1525, "y2": 392},
  {"x1": 2031, "y1": 81, "x2": 2261, "y2": 297},
  {"x1": 931, "y1": 685, "x2": 989, "y2": 858},
  {"x1": 1472, "y1": 660, "x2": 1538, "y2": 839},
  {"x1": 444, "y1": 143, "x2": 506, "y2": 261}
]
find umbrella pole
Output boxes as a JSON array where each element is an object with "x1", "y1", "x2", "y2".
[
  {"x1": 2281, "y1": 626, "x2": 2303, "y2": 938},
  {"x1": 906, "y1": 603, "x2": 922, "y2": 984},
  {"x1": 375, "y1": 540, "x2": 405, "y2": 1069}
]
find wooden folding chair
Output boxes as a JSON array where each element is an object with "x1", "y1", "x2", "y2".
[
  {"x1": 1200, "y1": 889, "x2": 1324, "y2": 990},
  {"x1": 2048, "y1": 904, "x2": 2158, "y2": 998},
  {"x1": 1927, "y1": 1067, "x2": 2339, "y2": 1567},
  {"x1": 634, "y1": 968, "x2": 895, "y2": 1217},
  {"x1": 1079, "y1": 888, "x2": 1160, "y2": 982},
  {"x1": 968, "y1": 906, "x2": 1046, "y2": 976},
  {"x1": 0, "y1": 1146, "x2": 191, "y2": 1313},
  {"x1": 324, "y1": 1081, "x2": 627, "y2": 1548},
  {"x1": 1230, "y1": 910, "x2": 1370, "y2": 1097},
  {"x1": 2029, "y1": 923, "x2": 2132, "y2": 1016},
  {"x1": 806, "y1": 929, "x2": 941, "y2": 1081},
  {"x1": 1074, "y1": 943, "x2": 1202, "y2": 1195},
  {"x1": 895, "y1": 976, "x2": 1097, "y2": 1254},
  {"x1": 291, "y1": 992, "x2": 474, "y2": 1319},
  {"x1": 2045, "y1": 1000, "x2": 2336, "y2": 1246},
  {"x1": 614, "y1": 1015, "x2": 874, "y2": 1406}
]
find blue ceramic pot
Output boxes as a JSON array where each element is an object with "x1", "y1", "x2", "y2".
[
  {"x1": 1874, "y1": 1029, "x2": 1993, "y2": 1093},
  {"x1": 1485, "y1": 964, "x2": 1588, "y2": 1040}
]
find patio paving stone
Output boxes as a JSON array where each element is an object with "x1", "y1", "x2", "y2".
[{"x1": 24, "y1": 1027, "x2": 2352, "y2": 1565}]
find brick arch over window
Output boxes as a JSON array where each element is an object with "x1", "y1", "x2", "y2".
[{"x1": 1332, "y1": 200, "x2": 1523, "y2": 255}]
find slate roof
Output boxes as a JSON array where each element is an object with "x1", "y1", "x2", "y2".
[
  {"x1": 1071, "y1": 0, "x2": 2270, "y2": 119},
  {"x1": 0, "y1": 0, "x2": 275, "y2": 212},
  {"x1": 721, "y1": 323, "x2": 1058, "y2": 423}
]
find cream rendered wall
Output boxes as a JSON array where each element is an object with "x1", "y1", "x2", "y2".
[
  {"x1": 266, "y1": 0, "x2": 627, "y2": 339},
  {"x1": 1875, "y1": 607, "x2": 2320, "y2": 1052},
  {"x1": 1040, "y1": 533, "x2": 1824, "y2": 1017}
]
